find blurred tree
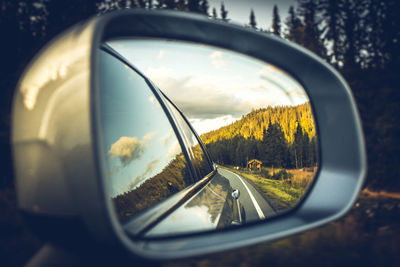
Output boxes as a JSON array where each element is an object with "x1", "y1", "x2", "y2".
[
  {"x1": 297, "y1": 0, "x2": 326, "y2": 58},
  {"x1": 117, "y1": 0, "x2": 129, "y2": 8},
  {"x1": 176, "y1": 0, "x2": 186, "y2": 11},
  {"x1": 136, "y1": 0, "x2": 146, "y2": 8},
  {"x1": 319, "y1": 0, "x2": 344, "y2": 67},
  {"x1": 384, "y1": 1, "x2": 400, "y2": 70},
  {"x1": 249, "y1": 9, "x2": 256, "y2": 29},
  {"x1": 200, "y1": 0, "x2": 209, "y2": 15},
  {"x1": 45, "y1": 0, "x2": 99, "y2": 40},
  {"x1": 272, "y1": 4, "x2": 281, "y2": 37},
  {"x1": 285, "y1": 5, "x2": 304, "y2": 44},
  {"x1": 340, "y1": 0, "x2": 365, "y2": 72},
  {"x1": 212, "y1": 7, "x2": 217, "y2": 18},
  {"x1": 158, "y1": 0, "x2": 177, "y2": 9},
  {"x1": 220, "y1": 1, "x2": 228, "y2": 21},
  {"x1": 187, "y1": 0, "x2": 201, "y2": 13}
]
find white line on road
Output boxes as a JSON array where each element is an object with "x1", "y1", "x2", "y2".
[{"x1": 228, "y1": 170, "x2": 265, "y2": 220}]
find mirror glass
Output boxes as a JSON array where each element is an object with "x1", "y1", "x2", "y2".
[
  {"x1": 98, "y1": 50, "x2": 195, "y2": 224},
  {"x1": 101, "y1": 39, "x2": 318, "y2": 237}
]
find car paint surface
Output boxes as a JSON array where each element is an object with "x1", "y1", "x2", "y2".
[{"x1": 143, "y1": 171, "x2": 241, "y2": 237}]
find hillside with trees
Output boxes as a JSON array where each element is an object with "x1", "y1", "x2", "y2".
[
  {"x1": 201, "y1": 103, "x2": 317, "y2": 169},
  {"x1": 113, "y1": 152, "x2": 191, "y2": 223}
]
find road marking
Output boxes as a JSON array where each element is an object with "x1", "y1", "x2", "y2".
[{"x1": 228, "y1": 170, "x2": 265, "y2": 220}]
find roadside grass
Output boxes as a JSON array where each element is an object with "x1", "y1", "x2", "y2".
[
  {"x1": 223, "y1": 166, "x2": 316, "y2": 212},
  {"x1": 286, "y1": 168, "x2": 316, "y2": 189}
]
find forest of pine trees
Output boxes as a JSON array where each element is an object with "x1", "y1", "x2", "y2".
[{"x1": 201, "y1": 103, "x2": 317, "y2": 169}]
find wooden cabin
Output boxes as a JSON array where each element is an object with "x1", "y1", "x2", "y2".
[{"x1": 247, "y1": 159, "x2": 262, "y2": 171}]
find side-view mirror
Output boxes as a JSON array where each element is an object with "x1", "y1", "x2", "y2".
[{"x1": 12, "y1": 9, "x2": 366, "y2": 263}]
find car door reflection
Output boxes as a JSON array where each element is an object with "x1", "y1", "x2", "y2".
[{"x1": 145, "y1": 173, "x2": 238, "y2": 237}]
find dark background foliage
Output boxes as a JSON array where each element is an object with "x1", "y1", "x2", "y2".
[{"x1": 0, "y1": 0, "x2": 399, "y2": 266}]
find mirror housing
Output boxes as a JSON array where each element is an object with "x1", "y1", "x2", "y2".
[{"x1": 12, "y1": 9, "x2": 366, "y2": 260}]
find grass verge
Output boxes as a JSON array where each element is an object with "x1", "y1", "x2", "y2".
[{"x1": 224, "y1": 166, "x2": 314, "y2": 212}]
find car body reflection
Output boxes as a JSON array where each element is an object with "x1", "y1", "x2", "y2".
[{"x1": 124, "y1": 171, "x2": 243, "y2": 237}]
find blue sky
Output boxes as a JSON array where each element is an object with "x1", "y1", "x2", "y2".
[{"x1": 100, "y1": 50, "x2": 185, "y2": 197}]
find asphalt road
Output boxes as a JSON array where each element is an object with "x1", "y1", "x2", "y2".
[{"x1": 218, "y1": 168, "x2": 277, "y2": 222}]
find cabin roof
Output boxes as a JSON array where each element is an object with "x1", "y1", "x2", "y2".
[{"x1": 247, "y1": 159, "x2": 262, "y2": 164}]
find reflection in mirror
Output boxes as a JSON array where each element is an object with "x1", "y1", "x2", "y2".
[
  {"x1": 164, "y1": 97, "x2": 214, "y2": 180},
  {"x1": 145, "y1": 173, "x2": 238, "y2": 236},
  {"x1": 104, "y1": 39, "x2": 318, "y2": 237},
  {"x1": 99, "y1": 50, "x2": 193, "y2": 223}
]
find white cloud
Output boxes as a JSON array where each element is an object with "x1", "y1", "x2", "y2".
[
  {"x1": 149, "y1": 95, "x2": 155, "y2": 104},
  {"x1": 166, "y1": 141, "x2": 181, "y2": 161},
  {"x1": 190, "y1": 115, "x2": 238, "y2": 135},
  {"x1": 143, "y1": 131, "x2": 156, "y2": 143},
  {"x1": 157, "y1": 50, "x2": 166, "y2": 60},
  {"x1": 127, "y1": 159, "x2": 160, "y2": 191},
  {"x1": 209, "y1": 51, "x2": 227, "y2": 69},
  {"x1": 160, "y1": 129, "x2": 174, "y2": 146},
  {"x1": 257, "y1": 65, "x2": 308, "y2": 106},
  {"x1": 258, "y1": 65, "x2": 281, "y2": 76},
  {"x1": 148, "y1": 75, "x2": 248, "y2": 119},
  {"x1": 209, "y1": 51, "x2": 222, "y2": 59},
  {"x1": 108, "y1": 132, "x2": 155, "y2": 166},
  {"x1": 146, "y1": 66, "x2": 172, "y2": 78}
]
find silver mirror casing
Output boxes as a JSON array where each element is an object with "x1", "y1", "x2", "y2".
[
  {"x1": 11, "y1": 10, "x2": 366, "y2": 259},
  {"x1": 11, "y1": 20, "x2": 119, "y2": 246}
]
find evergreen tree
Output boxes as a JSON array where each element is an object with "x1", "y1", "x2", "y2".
[
  {"x1": 117, "y1": 0, "x2": 128, "y2": 8},
  {"x1": 136, "y1": 0, "x2": 147, "y2": 8},
  {"x1": 384, "y1": 0, "x2": 400, "y2": 70},
  {"x1": 319, "y1": 0, "x2": 345, "y2": 67},
  {"x1": 249, "y1": 9, "x2": 257, "y2": 29},
  {"x1": 302, "y1": 131, "x2": 310, "y2": 167},
  {"x1": 45, "y1": 0, "x2": 99, "y2": 41},
  {"x1": 285, "y1": 5, "x2": 304, "y2": 44},
  {"x1": 97, "y1": 0, "x2": 130, "y2": 13},
  {"x1": 341, "y1": 0, "x2": 363, "y2": 71},
  {"x1": 220, "y1": 2, "x2": 228, "y2": 21},
  {"x1": 297, "y1": 0, "x2": 327, "y2": 58},
  {"x1": 176, "y1": 0, "x2": 186, "y2": 11},
  {"x1": 235, "y1": 137, "x2": 246, "y2": 166},
  {"x1": 308, "y1": 136, "x2": 317, "y2": 167},
  {"x1": 212, "y1": 7, "x2": 217, "y2": 18},
  {"x1": 187, "y1": 0, "x2": 201, "y2": 13},
  {"x1": 200, "y1": 0, "x2": 209, "y2": 15},
  {"x1": 260, "y1": 122, "x2": 287, "y2": 168},
  {"x1": 272, "y1": 5, "x2": 281, "y2": 37},
  {"x1": 0, "y1": 0, "x2": 21, "y2": 145},
  {"x1": 364, "y1": 0, "x2": 388, "y2": 69},
  {"x1": 159, "y1": 0, "x2": 178, "y2": 9},
  {"x1": 293, "y1": 124, "x2": 304, "y2": 168}
]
